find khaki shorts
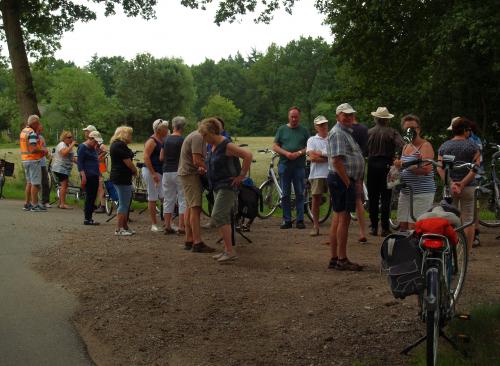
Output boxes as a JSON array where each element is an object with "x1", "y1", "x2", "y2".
[
  {"x1": 397, "y1": 192, "x2": 435, "y2": 224},
  {"x1": 309, "y1": 178, "x2": 328, "y2": 195},
  {"x1": 211, "y1": 188, "x2": 237, "y2": 227},
  {"x1": 180, "y1": 174, "x2": 202, "y2": 208},
  {"x1": 452, "y1": 186, "x2": 475, "y2": 224}
]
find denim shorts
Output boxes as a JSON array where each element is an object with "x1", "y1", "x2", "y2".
[
  {"x1": 113, "y1": 184, "x2": 133, "y2": 214},
  {"x1": 328, "y1": 173, "x2": 356, "y2": 213}
]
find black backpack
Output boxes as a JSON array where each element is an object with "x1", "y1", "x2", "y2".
[
  {"x1": 238, "y1": 183, "x2": 262, "y2": 220},
  {"x1": 380, "y1": 232, "x2": 424, "y2": 299}
]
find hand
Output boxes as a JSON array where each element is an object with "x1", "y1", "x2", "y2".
[
  {"x1": 81, "y1": 175, "x2": 87, "y2": 189},
  {"x1": 232, "y1": 175, "x2": 245, "y2": 187},
  {"x1": 153, "y1": 173, "x2": 161, "y2": 185},
  {"x1": 393, "y1": 159, "x2": 402, "y2": 169},
  {"x1": 452, "y1": 181, "x2": 463, "y2": 195},
  {"x1": 286, "y1": 151, "x2": 296, "y2": 160},
  {"x1": 198, "y1": 166, "x2": 207, "y2": 175}
]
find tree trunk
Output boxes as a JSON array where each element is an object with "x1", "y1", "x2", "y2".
[{"x1": 0, "y1": 0, "x2": 40, "y2": 123}]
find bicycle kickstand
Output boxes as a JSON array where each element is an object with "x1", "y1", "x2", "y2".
[{"x1": 400, "y1": 335, "x2": 426, "y2": 355}]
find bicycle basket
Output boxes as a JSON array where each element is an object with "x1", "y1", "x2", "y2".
[
  {"x1": 381, "y1": 232, "x2": 424, "y2": 299},
  {"x1": 104, "y1": 180, "x2": 119, "y2": 201},
  {"x1": 0, "y1": 159, "x2": 14, "y2": 177}
]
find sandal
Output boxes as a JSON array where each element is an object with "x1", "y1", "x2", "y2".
[
  {"x1": 336, "y1": 258, "x2": 363, "y2": 271},
  {"x1": 176, "y1": 228, "x2": 186, "y2": 235},
  {"x1": 164, "y1": 228, "x2": 176, "y2": 235}
]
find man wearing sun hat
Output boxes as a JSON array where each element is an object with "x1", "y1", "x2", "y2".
[{"x1": 366, "y1": 107, "x2": 403, "y2": 237}]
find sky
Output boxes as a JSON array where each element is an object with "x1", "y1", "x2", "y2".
[{"x1": 54, "y1": 1, "x2": 332, "y2": 67}]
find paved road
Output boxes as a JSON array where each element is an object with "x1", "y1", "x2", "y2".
[{"x1": 0, "y1": 199, "x2": 94, "y2": 366}]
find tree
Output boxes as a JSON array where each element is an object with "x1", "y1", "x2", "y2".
[
  {"x1": 87, "y1": 55, "x2": 126, "y2": 97},
  {"x1": 201, "y1": 94, "x2": 242, "y2": 135}
]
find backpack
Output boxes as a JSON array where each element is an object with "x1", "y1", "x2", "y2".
[
  {"x1": 237, "y1": 178, "x2": 263, "y2": 220},
  {"x1": 380, "y1": 232, "x2": 424, "y2": 299}
]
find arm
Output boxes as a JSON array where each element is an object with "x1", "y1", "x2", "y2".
[
  {"x1": 143, "y1": 139, "x2": 160, "y2": 183},
  {"x1": 123, "y1": 158, "x2": 138, "y2": 176},
  {"x1": 272, "y1": 142, "x2": 295, "y2": 160},
  {"x1": 226, "y1": 143, "x2": 253, "y2": 186},
  {"x1": 332, "y1": 156, "x2": 350, "y2": 187},
  {"x1": 456, "y1": 151, "x2": 480, "y2": 189},
  {"x1": 437, "y1": 154, "x2": 445, "y2": 181},
  {"x1": 59, "y1": 141, "x2": 77, "y2": 157},
  {"x1": 192, "y1": 153, "x2": 206, "y2": 174}
]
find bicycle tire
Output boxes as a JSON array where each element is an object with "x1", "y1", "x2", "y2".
[
  {"x1": 305, "y1": 184, "x2": 332, "y2": 224},
  {"x1": 105, "y1": 197, "x2": 118, "y2": 216},
  {"x1": 425, "y1": 268, "x2": 440, "y2": 366},
  {"x1": 450, "y1": 230, "x2": 468, "y2": 304},
  {"x1": 479, "y1": 187, "x2": 500, "y2": 227},
  {"x1": 257, "y1": 180, "x2": 280, "y2": 219}
]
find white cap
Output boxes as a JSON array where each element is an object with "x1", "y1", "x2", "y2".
[
  {"x1": 153, "y1": 119, "x2": 169, "y2": 131},
  {"x1": 88, "y1": 131, "x2": 103, "y2": 144},
  {"x1": 82, "y1": 125, "x2": 97, "y2": 132},
  {"x1": 336, "y1": 103, "x2": 356, "y2": 115},
  {"x1": 313, "y1": 115, "x2": 329, "y2": 125}
]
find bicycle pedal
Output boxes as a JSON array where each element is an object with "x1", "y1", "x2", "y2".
[{"x1": 456, "y1": 314, "x2": 471, "y2": 320}]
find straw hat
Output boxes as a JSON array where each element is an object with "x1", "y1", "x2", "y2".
[{"x1": 371, "y1": 107, "x2": 394, "y2": 119}]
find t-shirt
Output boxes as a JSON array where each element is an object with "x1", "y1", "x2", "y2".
[
  {"x1": 274, "y1": 124, "x2": 310, "y2": 168},
  {"x1": 178, "y1": 131, "x2": 206, "y2": 176},
  {"x1": 306, "y1": 134, "x2": 329, "y2": 179},
  {"x1": 110, "y1": 140, "x2": 134, "y2": 185},
  {"x1": 162, "y1": 135, "x2": 184, "y2": 173},
  {"x1": 52, "y1": 141, "x2": 74, "y2": 175},
  {"x1": 351, "y1": 123, "x2": 369, "y2": 157},
  {"x1": 77, "y1": 143, "x2": 99, "y2": 177},
  {"x1": 438, "y1": 139, "x2": 478, "y2": 185}
]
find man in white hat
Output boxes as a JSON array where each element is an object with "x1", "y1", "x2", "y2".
[
  {"x1": 306, "y1": 115, "x2": 330, "y2": 236},
  {"x1": 327, "y1": 103, "x2": 364, "y2": 271},
  {"x1": 366, "y1": 107, "x2": 404, "y2": 236}
]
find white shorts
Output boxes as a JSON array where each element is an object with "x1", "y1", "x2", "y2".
[
  {"x1": 142, "y1": 167, "x2": 164, "y2": 201},
  {"x1": 397, "y1": 192, "x2": 435, "y2": 224},
  {"x1": 162, "y1": 172, "x2": 186, "y2": 214}
]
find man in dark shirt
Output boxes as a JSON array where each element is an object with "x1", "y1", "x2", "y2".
[{"x1": 366, "y1": 107, "x2": 404, "y2": 236}]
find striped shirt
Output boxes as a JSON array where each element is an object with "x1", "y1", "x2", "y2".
[
  {"x1": 327, "y1": 122, "x2": 365, "y2": 180},
  {"x1": 400, "y1": 144, "x2": 436, "y2": 195}
]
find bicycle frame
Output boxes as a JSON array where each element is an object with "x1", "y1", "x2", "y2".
[{"x1": 267, "y1": 153, "x2": 283, "y2": 199}]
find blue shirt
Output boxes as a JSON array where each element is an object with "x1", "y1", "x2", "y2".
[{"x1": 77, "y1": 143, "x2": 100, "y2": 177}]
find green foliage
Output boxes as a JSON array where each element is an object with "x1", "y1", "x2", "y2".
[
  {"x1": 87, "y1": 55, "x2": 126, "y2": 97},
  {"x1": 201, "y1": 94, "x2": 242, "y2": 135}
]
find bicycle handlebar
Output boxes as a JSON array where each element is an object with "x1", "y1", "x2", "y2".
[{"x1": 401, "y1": 158, "x2": 481, "y2": 174}]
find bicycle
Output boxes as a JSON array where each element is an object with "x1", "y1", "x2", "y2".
[
  {"x1": 47, "y1": 149, "x2": 84, "y2": 204},
  {"x1": 0, "y1": 152, "x2": 15, "y2": 199},
  {"x1": 131, "y1": 152, "x2": 164, "y2": 220},
  {"x1": 478, "y1": 142, "x2": 499, "y2": 228},
  {"x1": 397, "y1": 156, "x2": 485, "y2": 365}
]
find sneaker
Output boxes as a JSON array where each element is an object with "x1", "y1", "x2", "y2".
[
  {"x1": 30, "y1": 204, "x2": 47, "y2": 212},
  {"x1": 151, "y1": 224, "x2": 163, "y2": 233},
  {"x1": 23, "y1": 203, "x2": 32, "y2": 211},
  {"x1": 296, "y1": 221, "x2": 306, "y2": 229},
  {"x1": 328, "y1": 257, "x2": 338, "y2": 269},
  {"x1": 115, "y1": 228, "x2": 133, "y2": 236},
  {"x1": 202, "y1": 221, "x2": 215, "y2": 229},
  {"x1": 217, "y1": 252, "x2": 238, "y2": 263},
  {"x1": 191, "y1": 242, "x2": 216, "y2": 253},
  {"x1": 309, "y1": 228, "x2": 320, "y2": 237},
  {"x1": 280, "y1": 221, "x2": 293, "y2": 229},
  {"x1": 164, "y1": 227, "x2": 176, "y2": 235},
  {"x1": 335, "y1": 258, "x2": 363, "y2": 271},
  {"x1": 125, "y1": 228, "x2": 136, "y2": 235},
  {"x1": 43, "y1": 203, "x2": 52, "y2": 208},
  {"x1": 94, "y1": 205, "x2": 106, "y2": 214},
  {"x1": 83, "y1": 219, "x2": 100, "y2": 226},
  {"x1": 212, "y1": 252, "x2": 226, "y2": 260}
]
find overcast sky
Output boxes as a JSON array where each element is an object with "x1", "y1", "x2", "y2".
[{"x1": 54, "y1": 1, "x2": 332, "y2": 67}]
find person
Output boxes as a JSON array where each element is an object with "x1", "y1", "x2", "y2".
[
  {"x1": 366, "y1": 107, "x2": 404, "y2": 237},
  {"x1": 178, "y1": 121, "x2": 215, "y2": 253},
  {"x1": 200, "y1": 118, "x2": 252, "y2": 263},
  {"x1": 438, "y1": 117, "x2": 480, "y2": 253},
  {"x1": 109, "y1": 126, "x2": 137, "y2": 235},
  {"x1": 161, "y1": 116, "x2": 187, "y2": 234},
  {"x1": 393, "y1": 115, "x2": 436, "y2": 231},
  {"x1": 306, "y1": 115, "x2": 329, "y2": 236},
  {"x1": 20, "y1": 115, "x2": 47, "y2": 212},
  {"x1": 82, "y1": 125, "x2": 108, "y2": 212},
  {"x1": 327, "y1": 103, "x2": 364, "y2": 271},
  {"x1": 78, "y1": 130, "x2": 103, "y2": 225},
  {"x1": 273, "y1": 106, "x2": 310, "y2": 229},
  {"x1": 51, "y1": 130, "x2": 77, "y2": 209},
  {"x1": 351, "y1": 115, "x2": 369, "y2": 242},
  {"x1": 37, "y1": 125, "x2": 51, "y2": 208},
  {"x1": 142, "y1": 119, "x2": 169, "y2": 232}
]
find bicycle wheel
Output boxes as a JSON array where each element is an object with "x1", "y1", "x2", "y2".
[
  {"x1": 258, "y1": 180, "x2": 280, "y2": 219},
  {"x1": 479, "y1": 187, "x2": 500, "y2": 227},
  {"x1": 305, "y1": 184, "x2": 332, "y2": 224},
  {"x1": 425, "y1": 268, "x2": 440, "y2": 366},
  {"x1": 105, "y1": 197, "x2": 118, "y2": 216},
  {"x1": 389, "y1": 189, "x2": 400, "y2": 230},
  {"x1": 450, "y1": 230, "x2": 468, "y2": 304}
]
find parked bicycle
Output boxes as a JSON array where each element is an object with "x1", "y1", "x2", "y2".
[
  {"x1": 478, "y1": 142, "x2": 499, "y2": 228},
  {"x1": 131, "y1": 151, "x2": 163, "y2": 219},
  {"x1": 387, "y1": 156, "x2": 486, "y2": 365},
  {"x1": 48, "y1": 149, "x2": 84, "y2": 204},
  {"x1": 0, "y1": 152, "x2": 15, "y2": 199}
]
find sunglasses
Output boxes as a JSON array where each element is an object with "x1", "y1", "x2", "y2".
[{"x1": 65, "y1": 136, "x2": 73, "y2": 139}]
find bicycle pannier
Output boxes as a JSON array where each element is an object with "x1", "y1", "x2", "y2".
[
  {"x1": 380, "y1": 232, "x2": 424, "y2": 299},
  {"x1": 238, "y1": 179, "x2": 263, "y2": 220}
]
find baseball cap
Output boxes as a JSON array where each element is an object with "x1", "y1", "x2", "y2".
[
  {"x1": 88, "y1": 131, "x2": 103, "y2": 144},
  {"x1": 82, "y1": 125, "x2": 97, "y2": 132},
  {"x1": 313, "y1": 115, "x2": 329, "y2": 125},
  {"x1": 336, "y1": 103, "x2": 356, "y2": 115},
  {"x1": 153, "y1": 119, "x2": 169, "y2": 131}
]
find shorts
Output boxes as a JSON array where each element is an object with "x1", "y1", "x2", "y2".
[
  {"x1": 397, "y1": 192, "x2": 435, "y2": 223},
  {"x1": 114, "y1": 184, "x2": 132, "y2": 214},
  {"x1": 142, "y1": 167, "x2": 164, "y2": 201},
  {"x1": 211, "y1": 188, "x2": 237, "y2": 227},
  {"x1": 309, "y1": 178, "x2": 328, "y2": 195},
  {"x1": 162, "y1": 172, "x2": 186, "y2": 214},
  {"x1": 180, "y1": 174, "x2": 202, "y2": 208},
  {"x1": 451, "y1": 186, "x2": 475, "y2": 224},
  {"x1": 22, "y1": 160, "x2": 42, "y2": 185},
  {"x1": 53, "y1": 171, "x2": 69, "y2": 182},
  {"x1": 327, "y1": 173, "x2": 356, "y2": 213}
]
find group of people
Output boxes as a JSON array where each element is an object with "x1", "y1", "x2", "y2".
[{"x1": 20, "y1": 103, "x2": 482, "y2": 267}]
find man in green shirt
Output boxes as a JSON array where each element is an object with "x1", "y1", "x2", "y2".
[{"x1": 273, "y1": 106, "x2": 310, "y2": 229}]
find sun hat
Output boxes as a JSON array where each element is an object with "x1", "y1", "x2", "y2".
[
  {"x1": 371, "y1": 107, "x2": 394, "y2": 119},
  {"x1": 153, "y1": 119, "x2": 169, "y2": 131},
  {"x1": 446, "y1": 116, "x2": 461, "y2": 131},
  {"x1": 336, "y1": 103, "x2": 356, "y2": 115},
  {"x1": 82, "y1": 125, "x2": 97, "y2": 132},
  {"x1": 313, "y1": 115, "x2": 329, "y2": 125},
  {"x1": 88, "y1": 131, "x2": 103, "y2": 144}
]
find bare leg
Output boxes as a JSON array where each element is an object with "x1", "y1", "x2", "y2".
[
  {"x1": 98, "y1": 176, "x2": 105, "y2": 206},
  {"x1": 164, "y1": 213, "x2": 172, "y2": 229},
  {"x1": 148, "y1": 201, "x2": 158, "y2": 225},
  {"x1": 312, "y1": 195, "x2": 321, "y2": 230},
  {"x1": 464, "y1": 225, "x2": 474, "y2": 254},
  {"x1": 185, "y1": 208, "x2": 193, "y2": 242},
  {"x1": 25, "y1": 183, "x2": 31, "y2": 205},
  {"x1": 179, "y1": 213, "x2": 185, "y2": 230},
  {"x1": 59, "y1": 180, "x2": 68, "y2": 207},
  {"x1": 190, "y1": 206, "x2": 202, "y2": 244},
  {"x1": 336, "y1": 211, "x2": 351, "y2": 259},
  {"x1": 31, "y1": 185, "x2": 40, "y2": 206},
  {"x1": 355, "y1": 197, "x2": 367, "y2": 239},
  {"x1": 220, "y1": 224, "x2": 233, "y2": 254},
  {"x1": 329, "y1": 213, "x2": 339, "y2": 258}
]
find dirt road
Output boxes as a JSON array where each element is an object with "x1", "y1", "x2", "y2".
[
  {"x1": 0, "y1": 199, "x2": 93, "y2": 366},
  {"x1": 25, "y1": 201, "x2": 500, "y2": 366}
]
